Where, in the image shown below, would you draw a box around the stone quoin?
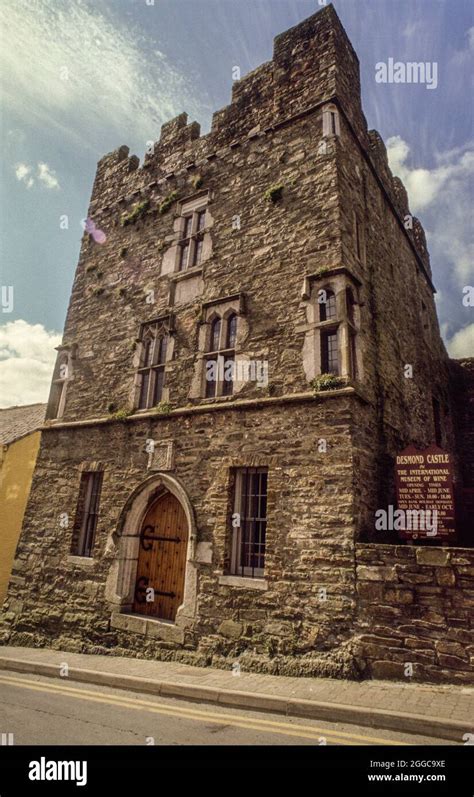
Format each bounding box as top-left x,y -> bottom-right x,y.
1,4 -> 473,684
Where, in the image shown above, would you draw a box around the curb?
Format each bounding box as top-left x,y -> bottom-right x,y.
0,656 -> 465,742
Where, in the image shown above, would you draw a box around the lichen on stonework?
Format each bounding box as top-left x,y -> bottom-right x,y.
120,199 -> 150,226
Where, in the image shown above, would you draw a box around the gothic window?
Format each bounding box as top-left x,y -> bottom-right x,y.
204,313 -> 237,398
71,471 -> 103,558
231,468 -> 268,578
137,323 -> 170,409
308,273 -> 361,383
46,350 -> 70,420
178,205 -> 207,271
319,288 -> 337,322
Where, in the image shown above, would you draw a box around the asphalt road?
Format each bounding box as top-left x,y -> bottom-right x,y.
0,670 -> 454,746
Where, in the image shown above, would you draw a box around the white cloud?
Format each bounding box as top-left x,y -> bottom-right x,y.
0,0 -> 208,154
14,161 -> 60,190
387,135 -> 474,211
0,320 -> 61,408
445,323 -> 474,359
37,162 -> 60,190
387,136 -> 474,286
15,162 -> 34,189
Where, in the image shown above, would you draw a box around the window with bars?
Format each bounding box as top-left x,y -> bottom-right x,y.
321,329 -> 339,374
72,471 -> 103,557
178,207 -> 206,271
231,468 -> 268,578
204,313 -> 237,398
137,325 -> 169,409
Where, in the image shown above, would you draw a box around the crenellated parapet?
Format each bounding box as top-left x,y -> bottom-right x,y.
367,130 -> 431,277
85,3 -> 431,288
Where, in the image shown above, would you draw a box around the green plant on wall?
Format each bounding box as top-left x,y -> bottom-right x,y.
109,408 -> 133,421
313,266 -> 329,280
311,373 -> 346,392
120,199 -> 150,227
192,175 -> 203,190
158,191 -> 178,215
264,183 -> 284,203
154,401 -> 172,415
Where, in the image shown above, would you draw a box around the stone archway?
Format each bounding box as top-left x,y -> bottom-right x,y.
105,473 -> 198,635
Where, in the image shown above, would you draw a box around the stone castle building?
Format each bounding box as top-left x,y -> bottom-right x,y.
2,5 -> 473,683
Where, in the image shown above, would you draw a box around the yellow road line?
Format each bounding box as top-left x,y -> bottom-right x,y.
0,672 -> 408,746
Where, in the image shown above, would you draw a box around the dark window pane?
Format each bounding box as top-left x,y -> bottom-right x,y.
226,314 -> 237,349
143,337 -> 153,367
193,237 -> 203,266
158,335 -> 168,364
319,290 -> 337,322
182,215 -> 193,238
153,369 -> 165,404
222,357 -> 234,396
205,357 -> 217,398
210,318 -> 221,352
73,472 -> 103,558
139,371 -> 150,408
197,210 -> 206,230
321,331 -> 339,374
346,289 -> 355,324
179,243 -> 189,270
350,334 -> 357,379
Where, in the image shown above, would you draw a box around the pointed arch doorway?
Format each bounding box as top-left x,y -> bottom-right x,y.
133,491 -> 188,622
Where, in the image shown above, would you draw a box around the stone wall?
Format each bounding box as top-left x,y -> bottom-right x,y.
355,543 -> 474,684
2,396 -> 362,679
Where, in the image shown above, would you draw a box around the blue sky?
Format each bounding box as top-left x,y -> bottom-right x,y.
1,0 -> 473,406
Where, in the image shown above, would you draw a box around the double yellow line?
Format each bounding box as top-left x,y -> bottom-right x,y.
0,672 -> 408,745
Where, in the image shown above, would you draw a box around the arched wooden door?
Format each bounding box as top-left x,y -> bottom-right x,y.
133,492 -> 188,621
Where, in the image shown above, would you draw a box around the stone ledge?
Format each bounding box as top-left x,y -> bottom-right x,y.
65,556 -> 95,568
110,612 -> 185,643
218,575 -> 268,591
41,387 -> 370,432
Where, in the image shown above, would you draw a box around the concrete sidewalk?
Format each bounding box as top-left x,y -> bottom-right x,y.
0,646 -> 472,742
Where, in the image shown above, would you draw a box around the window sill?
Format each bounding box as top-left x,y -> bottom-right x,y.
218,575 -> 268,591
66,555 -> 95,567
170,266 -> 203,283
200,395 -> 235,405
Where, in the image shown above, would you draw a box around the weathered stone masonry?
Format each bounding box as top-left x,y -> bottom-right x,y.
2,5 -> 472,683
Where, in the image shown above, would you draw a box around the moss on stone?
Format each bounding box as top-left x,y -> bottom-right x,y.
158,191 -> 178,215
264,183 -> 284,203
121,199 -> 150,227
311,373 -> 346,392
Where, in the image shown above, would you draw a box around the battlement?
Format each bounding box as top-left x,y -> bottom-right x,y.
88,3 -> 431,283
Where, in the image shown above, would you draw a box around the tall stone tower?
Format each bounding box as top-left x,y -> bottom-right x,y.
2,4 -> 472,683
